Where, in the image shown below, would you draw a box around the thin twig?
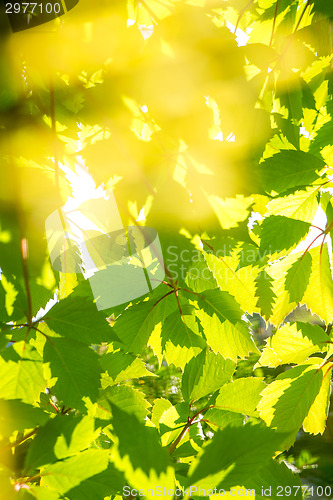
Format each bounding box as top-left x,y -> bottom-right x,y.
269,0 -> 279,46
1,428 -> 39,451
168,405 -> 213,454
234,0 -> 255,35
49,75 -> 59,192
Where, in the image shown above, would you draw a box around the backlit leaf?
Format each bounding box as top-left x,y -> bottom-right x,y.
44,338 -> 101,412
0,342 -> 46,404
182,349 -> 235,403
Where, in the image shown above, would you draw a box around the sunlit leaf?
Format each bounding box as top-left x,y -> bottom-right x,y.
40,449 -> 109,494
258,150 -> 325,194
188,421 -> 285,490
110,404 -> 174,492
195,289 -> 259,361
257,361 -> 323,447
256,322 -> 329,368
0,342 -> 46,404
182,349 -> 235,403
44,338 -> 101,412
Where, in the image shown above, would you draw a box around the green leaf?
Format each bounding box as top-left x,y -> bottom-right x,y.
207,195 -> 253,229
195,289 -> 259,361
202,408 -> 244,430
99,349 -> 156,383
65,463 -> 125,500
44,338 -> 101,412
151,398 -> 174,429
185,258 -> 218,293
302,244 -> 333,324
258,150 -> 325,194
44,296 -> 114,344
97,384 -> 150,421
247,459 -> 302,499
40,449 -> 109,494
110,404 -> 174,492
24,486 -> 61,500
212,377 -> 266,417
197,288 -> 243,324
25,414 -> 98,470
2,0 -> 333,493
188,421 -> 285,490
309,119 -> 333,158
181,349 -> 235,403
268,250 -> 310,326
285,252 -> 312,302
265,187 -> 319,223
254,270 -> 276,320
151,399 -> 188,446
275,74 -> 303,149
204,252 -> 259,314
303,364 -> 332,435
114,289 -> 177,354
161,309 -> 206,369
0,400 -> 49,436
257,361 -> 323,447
259,216 -> 310,254
256,322 -> 329,368
0,342 -> 46,404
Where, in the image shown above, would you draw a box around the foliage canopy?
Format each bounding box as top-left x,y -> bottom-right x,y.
1,0 -> 333,498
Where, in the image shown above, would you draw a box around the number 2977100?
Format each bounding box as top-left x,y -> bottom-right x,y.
5,3 -> 62,14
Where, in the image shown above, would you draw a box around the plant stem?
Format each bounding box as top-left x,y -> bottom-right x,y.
1,428 -> 39,451
20,238 -> 33,324
168,406 -> 213,454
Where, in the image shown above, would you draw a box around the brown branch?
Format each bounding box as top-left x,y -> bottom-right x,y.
168,405 -> 213,454
269,0 -> 279,46
20,238 -> 33,323
49,75 -> 59,192
234,0 -> 255,35
1,428 -> 39,451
